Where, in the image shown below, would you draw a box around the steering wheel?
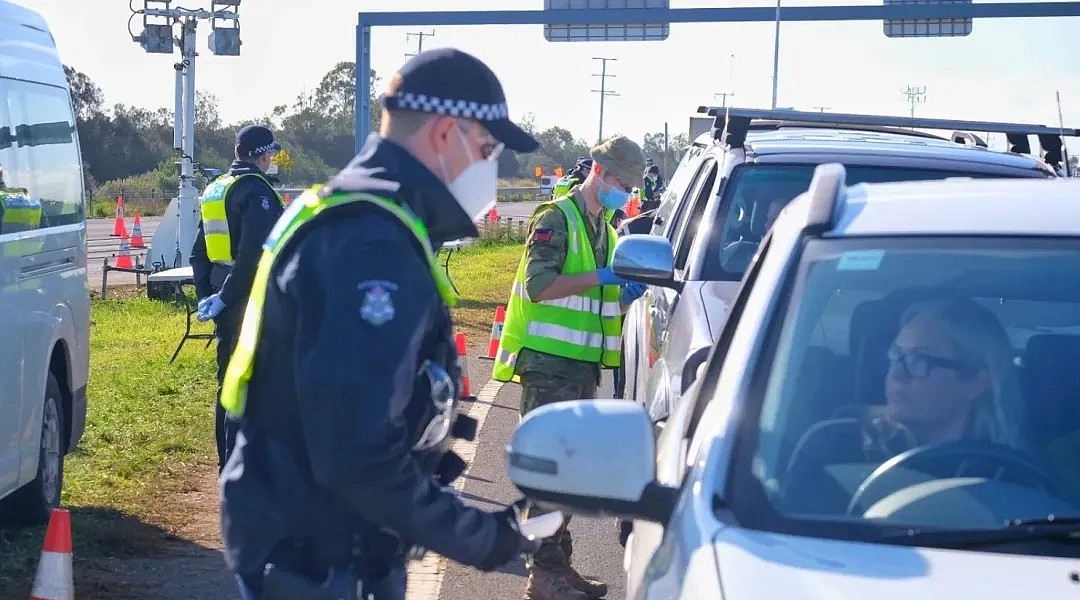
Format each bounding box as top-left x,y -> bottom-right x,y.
846,440 -> 1061,516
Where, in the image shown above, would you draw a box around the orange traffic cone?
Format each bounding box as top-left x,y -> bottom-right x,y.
29,508 -> 73,600
130,213 -> 146,249
479,305 -> 506,361
284,192 -> 293,206
114,231 -> 133,269
455,332 -> 471,397
486,206 -> 499,223
110,195 -> 126,237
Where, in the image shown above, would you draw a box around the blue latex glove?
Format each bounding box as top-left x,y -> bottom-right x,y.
596,266 -> 628,286
196,294 -> 225,322
620,282 -> 647,305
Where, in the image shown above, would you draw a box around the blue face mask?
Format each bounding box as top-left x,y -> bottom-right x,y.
599,179 -> 630,211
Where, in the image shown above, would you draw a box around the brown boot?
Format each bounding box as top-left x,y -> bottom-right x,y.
523,568 -> 588,600
560,564 -> 608,599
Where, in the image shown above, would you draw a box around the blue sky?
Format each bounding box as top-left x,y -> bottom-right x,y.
12,0 -> 1080,152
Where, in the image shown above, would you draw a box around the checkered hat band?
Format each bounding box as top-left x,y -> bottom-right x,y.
384,92 -> 509,121
252,143 -> 278,155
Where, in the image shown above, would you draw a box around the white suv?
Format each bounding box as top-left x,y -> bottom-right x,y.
509,168 -> 1080,599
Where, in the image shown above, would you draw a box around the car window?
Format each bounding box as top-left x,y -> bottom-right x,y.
731,236 -> 1080,543
671,161 -> 718,271
661,154 -> 712,241
0,77 -> 82,234
701,164 -> 1048,281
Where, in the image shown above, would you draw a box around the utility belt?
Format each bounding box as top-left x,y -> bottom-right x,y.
259,534 -> 402,600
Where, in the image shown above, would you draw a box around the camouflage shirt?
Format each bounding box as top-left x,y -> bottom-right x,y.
516,189 -> 612,383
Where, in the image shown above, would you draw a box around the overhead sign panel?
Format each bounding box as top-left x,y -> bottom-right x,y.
883,0 -> 973,37
544,0 -> 670,42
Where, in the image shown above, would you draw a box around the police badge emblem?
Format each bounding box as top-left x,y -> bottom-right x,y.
359,284 -> 395,326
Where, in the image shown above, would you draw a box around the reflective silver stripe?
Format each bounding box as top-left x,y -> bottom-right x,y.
517,279 -> 619,317
604,336 -> 621,351
213,259 -> 235,267
512,280 -> 530,301
561,200 -> 580,255
204,219 -> 230,236
498,348 -> 517,367
527,321 -> 604,349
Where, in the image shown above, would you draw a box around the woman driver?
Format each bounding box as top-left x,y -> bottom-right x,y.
781,297 -> 1027,514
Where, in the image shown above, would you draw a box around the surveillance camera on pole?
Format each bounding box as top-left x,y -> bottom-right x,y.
129,0 -> 242,271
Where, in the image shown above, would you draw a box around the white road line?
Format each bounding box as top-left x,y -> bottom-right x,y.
406,377 -> 506,600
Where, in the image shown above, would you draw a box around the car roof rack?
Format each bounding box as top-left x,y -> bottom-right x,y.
696,106 -> 1078,170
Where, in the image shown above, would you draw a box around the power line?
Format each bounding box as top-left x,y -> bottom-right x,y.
901,85 -> 927,118
592,57 -> 618,144
405,30 -> 436,59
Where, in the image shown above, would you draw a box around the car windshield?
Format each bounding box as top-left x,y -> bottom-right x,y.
702,164 -> 1048,280
731,237 -> 1080,549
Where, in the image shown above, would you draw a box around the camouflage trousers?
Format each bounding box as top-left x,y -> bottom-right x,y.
519,371 -> 598,572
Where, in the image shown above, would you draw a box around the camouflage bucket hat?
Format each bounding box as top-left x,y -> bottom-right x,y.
590,135 -> 646,189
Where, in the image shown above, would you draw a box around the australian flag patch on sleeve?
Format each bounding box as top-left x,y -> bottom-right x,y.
532,228 -> 553,243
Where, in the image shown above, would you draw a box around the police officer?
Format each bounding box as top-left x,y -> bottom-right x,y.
492,135 -> 647,600
218,48 -> 540,599
190,124 -> 286,471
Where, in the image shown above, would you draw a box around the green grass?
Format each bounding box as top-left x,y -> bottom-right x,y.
447,241 -> 523,342
0,244 -> 522,597
0,294 -> 218,597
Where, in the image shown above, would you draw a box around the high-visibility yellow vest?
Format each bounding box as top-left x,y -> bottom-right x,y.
220,186 -> 458,418
1,189 -> 43,258
492,196 -> 622,383
198,173 -> 283,265
550,175 -> 578,200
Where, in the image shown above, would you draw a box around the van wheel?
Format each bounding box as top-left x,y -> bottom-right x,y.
3,374 -> 65,525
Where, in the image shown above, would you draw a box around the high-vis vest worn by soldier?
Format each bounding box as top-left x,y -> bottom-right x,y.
492,196 -> 623,383
550,175 -> 578,200
198,173 -> 283,265
1,189 -> 43,258
220,186 -> 459,419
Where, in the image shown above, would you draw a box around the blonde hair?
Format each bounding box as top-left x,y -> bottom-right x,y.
899,298 -> 1025,447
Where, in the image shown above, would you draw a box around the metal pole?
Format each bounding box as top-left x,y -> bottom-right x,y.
663,122 -> 669,179
177,18 -> 198,268
172,63 -> 183,150
771,0 -> 781,109
1057,90 -> 1071,176
592,57 -> 618,144
356,23 -> 372,152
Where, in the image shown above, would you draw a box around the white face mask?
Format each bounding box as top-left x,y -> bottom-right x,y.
438,126 -> 499,222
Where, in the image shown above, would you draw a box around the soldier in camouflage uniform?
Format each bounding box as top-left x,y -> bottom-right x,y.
495,136 -> 647,600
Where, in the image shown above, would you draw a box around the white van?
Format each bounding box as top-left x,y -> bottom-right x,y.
0,0 -> 89,524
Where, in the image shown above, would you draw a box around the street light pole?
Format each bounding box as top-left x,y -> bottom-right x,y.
771,0 -> 781,109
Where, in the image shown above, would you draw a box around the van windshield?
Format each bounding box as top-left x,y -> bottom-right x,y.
700,164 -> 1048,280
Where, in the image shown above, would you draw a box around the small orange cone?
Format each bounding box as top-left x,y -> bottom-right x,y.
455,332 -> 471,397
111,195 -> 126,237
284,192 -> 293,206
114,231 -> 133,269
486,206 -> 499,223
29,508 -> 73,600
479,305 -> 506,361
130,213 -> 146,249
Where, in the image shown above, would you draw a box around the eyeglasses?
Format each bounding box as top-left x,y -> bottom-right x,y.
459,121 -> 504,161
886,345 -> 976,379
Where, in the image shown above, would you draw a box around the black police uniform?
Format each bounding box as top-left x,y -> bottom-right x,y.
190,159 -> 284,470
220,136 -> 525,598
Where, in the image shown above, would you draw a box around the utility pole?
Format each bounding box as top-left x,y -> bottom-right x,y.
405,30 -> 435,59
713,92 -> 735,108
592,57 -> 618,144
128,0 -> 241,269
901,85 -> 927,118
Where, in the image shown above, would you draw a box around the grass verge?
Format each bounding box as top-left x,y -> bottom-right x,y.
0,243 -> 522,597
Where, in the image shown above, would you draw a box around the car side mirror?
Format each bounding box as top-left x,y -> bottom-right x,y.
611,234 -> 681,291
507,400 -> 679,524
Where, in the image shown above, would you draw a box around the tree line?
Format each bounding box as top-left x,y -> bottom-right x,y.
64,62 -> 690,201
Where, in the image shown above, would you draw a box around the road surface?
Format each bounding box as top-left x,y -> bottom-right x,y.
86,200 -> 542,292
432,373 -> 626,600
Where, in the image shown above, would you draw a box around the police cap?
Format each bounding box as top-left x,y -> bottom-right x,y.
379,48 -> 540,153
